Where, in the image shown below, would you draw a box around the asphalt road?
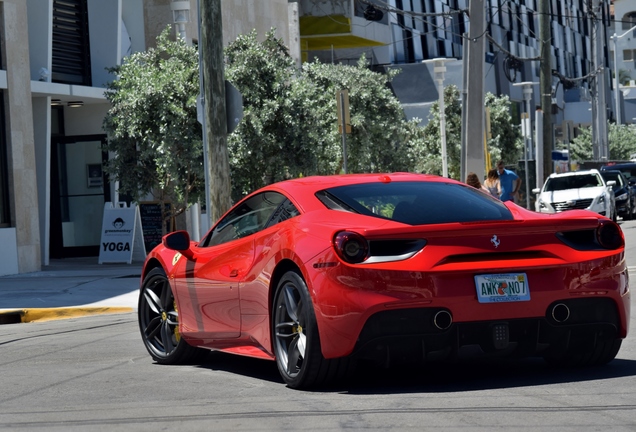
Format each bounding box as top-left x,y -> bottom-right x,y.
1,220 -> 636,431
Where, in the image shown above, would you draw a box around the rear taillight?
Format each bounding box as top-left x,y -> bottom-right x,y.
333,231 -> 369,264
596,220 -> 624,250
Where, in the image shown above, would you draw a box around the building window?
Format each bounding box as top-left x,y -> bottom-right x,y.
622,12 -> 636,31
0,92 -> 10,227
52,0 -> 92,86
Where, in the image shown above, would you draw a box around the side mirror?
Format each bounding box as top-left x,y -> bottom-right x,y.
163,230 -> 194,260
532,188 -> 541,194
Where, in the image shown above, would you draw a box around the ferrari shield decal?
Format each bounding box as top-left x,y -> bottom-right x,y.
172,252 -> 182,266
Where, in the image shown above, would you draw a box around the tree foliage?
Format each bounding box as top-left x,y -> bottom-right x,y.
103,27 -> 203,228
419,86 -> 523,178
103,26 -> 525,228
485,92 -> 523,164
225,29 -> 426,200
418,85 -> 463,177
567,123 -> 636,162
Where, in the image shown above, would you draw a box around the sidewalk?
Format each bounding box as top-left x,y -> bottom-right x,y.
0,257 -> 142,324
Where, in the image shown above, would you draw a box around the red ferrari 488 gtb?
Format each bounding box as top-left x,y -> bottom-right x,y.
138,173 -> 630,389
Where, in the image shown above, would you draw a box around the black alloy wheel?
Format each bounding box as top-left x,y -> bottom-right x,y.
272,270 -> 352,389
138,267 -> 206,364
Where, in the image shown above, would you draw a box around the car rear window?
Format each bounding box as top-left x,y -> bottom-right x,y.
316,181 -> 513,225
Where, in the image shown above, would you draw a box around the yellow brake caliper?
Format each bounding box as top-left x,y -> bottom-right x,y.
173,300 -> 181,342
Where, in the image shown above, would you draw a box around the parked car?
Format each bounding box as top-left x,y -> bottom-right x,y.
533,169 -> 616,221
139,173 -> 629,389
601,162 -> 636,182
600,169 -> 635,220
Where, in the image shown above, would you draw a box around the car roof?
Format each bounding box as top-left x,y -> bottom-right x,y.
547,169 -> 600,178
266,172 -> 456,195
602,163 -> 636,170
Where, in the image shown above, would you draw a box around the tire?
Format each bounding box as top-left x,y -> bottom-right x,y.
138,267 -> 207,364
272,270 -> 353,389
544,336 -> 622,367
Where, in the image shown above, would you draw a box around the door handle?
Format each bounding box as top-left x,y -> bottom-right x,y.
230,269 -> 239,277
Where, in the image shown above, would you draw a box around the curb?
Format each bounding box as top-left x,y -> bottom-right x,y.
0,307 -> 135,325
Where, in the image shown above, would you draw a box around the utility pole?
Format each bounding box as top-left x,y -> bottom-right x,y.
288,0 -> 301,72
463,0 -> 486,181
590,0 -> 609,160
200,0 -> 232,224
538,0 -> 552,182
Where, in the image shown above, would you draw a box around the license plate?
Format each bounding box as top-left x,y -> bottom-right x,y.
474,273 -> 530,303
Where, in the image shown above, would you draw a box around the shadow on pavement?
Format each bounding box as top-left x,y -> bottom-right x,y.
184,350 -> 636,393
0,257 -> 142,313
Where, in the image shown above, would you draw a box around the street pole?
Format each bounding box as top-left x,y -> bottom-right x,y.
425,58 -> 453,177
535,108 -> 543,189
592,0 -> 609,161
463,0 -> 486,181
436,60 -> 448,177
460,33 -> 468,181
538,0 -> 552,183
514,82 -> 538,209
613,33 -> 621,125
200,0 -> 232,224
288,0 -> 301,72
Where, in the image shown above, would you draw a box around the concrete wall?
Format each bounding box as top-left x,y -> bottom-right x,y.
2,0 -> 41,273
143,0 -> 290,49
87,0 -> 121,88
26,0 -> 52,82
0,228 -> 19,275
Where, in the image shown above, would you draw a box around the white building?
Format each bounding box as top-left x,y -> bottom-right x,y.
612,0 -> 636,123
0,0 -> 289,275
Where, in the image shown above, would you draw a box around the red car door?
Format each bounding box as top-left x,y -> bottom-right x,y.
174,236 -> 255,339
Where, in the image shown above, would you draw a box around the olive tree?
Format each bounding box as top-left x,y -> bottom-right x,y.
419,86 -> 523,179
567,123 -> 636,162
103,27 -> 203,231
225,29 -> 426,200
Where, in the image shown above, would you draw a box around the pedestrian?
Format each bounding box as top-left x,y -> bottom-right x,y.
483,168 -> 501,198
466,172 -> 489,193
496,160 -> 521,202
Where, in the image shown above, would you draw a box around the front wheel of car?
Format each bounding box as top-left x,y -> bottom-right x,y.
272,270 -> 353,389
138,267 -> 207,364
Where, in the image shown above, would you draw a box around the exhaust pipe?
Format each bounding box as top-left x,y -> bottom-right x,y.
551,303 -> 570,323
433,310 -> 453,330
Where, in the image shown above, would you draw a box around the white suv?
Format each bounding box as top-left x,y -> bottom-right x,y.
532,169 -> 617,220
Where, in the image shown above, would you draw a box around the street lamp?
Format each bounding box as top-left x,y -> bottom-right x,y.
612,23 -> 636,125
513,81 -> 539,209
171,0 -> 191,41
423,58 -> 455,178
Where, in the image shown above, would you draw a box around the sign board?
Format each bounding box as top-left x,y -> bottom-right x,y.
98,202 -> 146,264
138,202 -> 173,254
336,90 -> 351,134
552,150 -> 569,161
